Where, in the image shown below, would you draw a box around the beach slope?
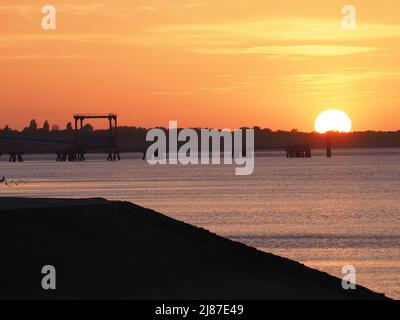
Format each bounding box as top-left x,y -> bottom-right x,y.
0,197 -> 388,299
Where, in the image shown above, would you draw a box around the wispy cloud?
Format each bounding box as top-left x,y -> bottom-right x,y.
137,6 -> 156,12
57,3 -> 106,15
171,2 -> 205,9
157,19 -> 400,42
193,45 -> 378,56
0,54 -> 96,60
1,13 -> 399,59
144,18 -> 400,57
0,5 -> 33,14
0,3 -> 128,17
290,69 -> 400,84
151,91 -> 192,95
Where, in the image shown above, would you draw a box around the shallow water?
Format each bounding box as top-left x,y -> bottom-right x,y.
1,149 -> 399,299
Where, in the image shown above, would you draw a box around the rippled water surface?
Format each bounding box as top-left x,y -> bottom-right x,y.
1,149 -> 399,298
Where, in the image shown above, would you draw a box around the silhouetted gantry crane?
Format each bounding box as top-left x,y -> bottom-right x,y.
59,113 -> 121,161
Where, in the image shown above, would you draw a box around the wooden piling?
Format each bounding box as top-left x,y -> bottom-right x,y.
326,137 -> 332,158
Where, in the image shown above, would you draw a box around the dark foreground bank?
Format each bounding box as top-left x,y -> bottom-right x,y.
0,197 -> 389,300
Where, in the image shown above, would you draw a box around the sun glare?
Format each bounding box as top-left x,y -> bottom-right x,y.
314,110 -> 352,134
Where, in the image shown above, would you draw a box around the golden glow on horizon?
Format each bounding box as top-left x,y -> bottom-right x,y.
314,110 -> 352,133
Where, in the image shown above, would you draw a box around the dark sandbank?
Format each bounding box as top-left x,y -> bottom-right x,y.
0,197 -> 389,300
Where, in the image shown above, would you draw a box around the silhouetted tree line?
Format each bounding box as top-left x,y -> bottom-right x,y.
1,120 -> 400,152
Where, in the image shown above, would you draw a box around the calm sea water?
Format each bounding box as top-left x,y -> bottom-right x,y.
1,149 -> 399,299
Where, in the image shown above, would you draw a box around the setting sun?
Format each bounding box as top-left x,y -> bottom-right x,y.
314,110 -> 352,134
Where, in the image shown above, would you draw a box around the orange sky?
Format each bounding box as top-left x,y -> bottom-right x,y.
1,0 -> 399,131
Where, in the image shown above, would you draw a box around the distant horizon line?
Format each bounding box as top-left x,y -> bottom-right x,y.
1,124 -> 399,135
1,117 -> 399,133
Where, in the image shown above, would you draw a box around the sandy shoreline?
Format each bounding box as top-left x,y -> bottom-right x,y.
0,197 -> 389,300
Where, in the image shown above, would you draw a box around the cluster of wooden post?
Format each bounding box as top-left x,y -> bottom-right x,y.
286,144 -> 312,158
56,150 -> 85,162
285,136 -> 333,158
9,152 -> 24,162
107,150 -> 121,161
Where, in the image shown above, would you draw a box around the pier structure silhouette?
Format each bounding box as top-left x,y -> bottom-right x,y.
0,114 -> 121,162
65,113 -> 121,162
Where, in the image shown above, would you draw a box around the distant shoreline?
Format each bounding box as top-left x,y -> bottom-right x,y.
1,129 -> 400,155
1,147 -> 400,159
0,197 -> 390,300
